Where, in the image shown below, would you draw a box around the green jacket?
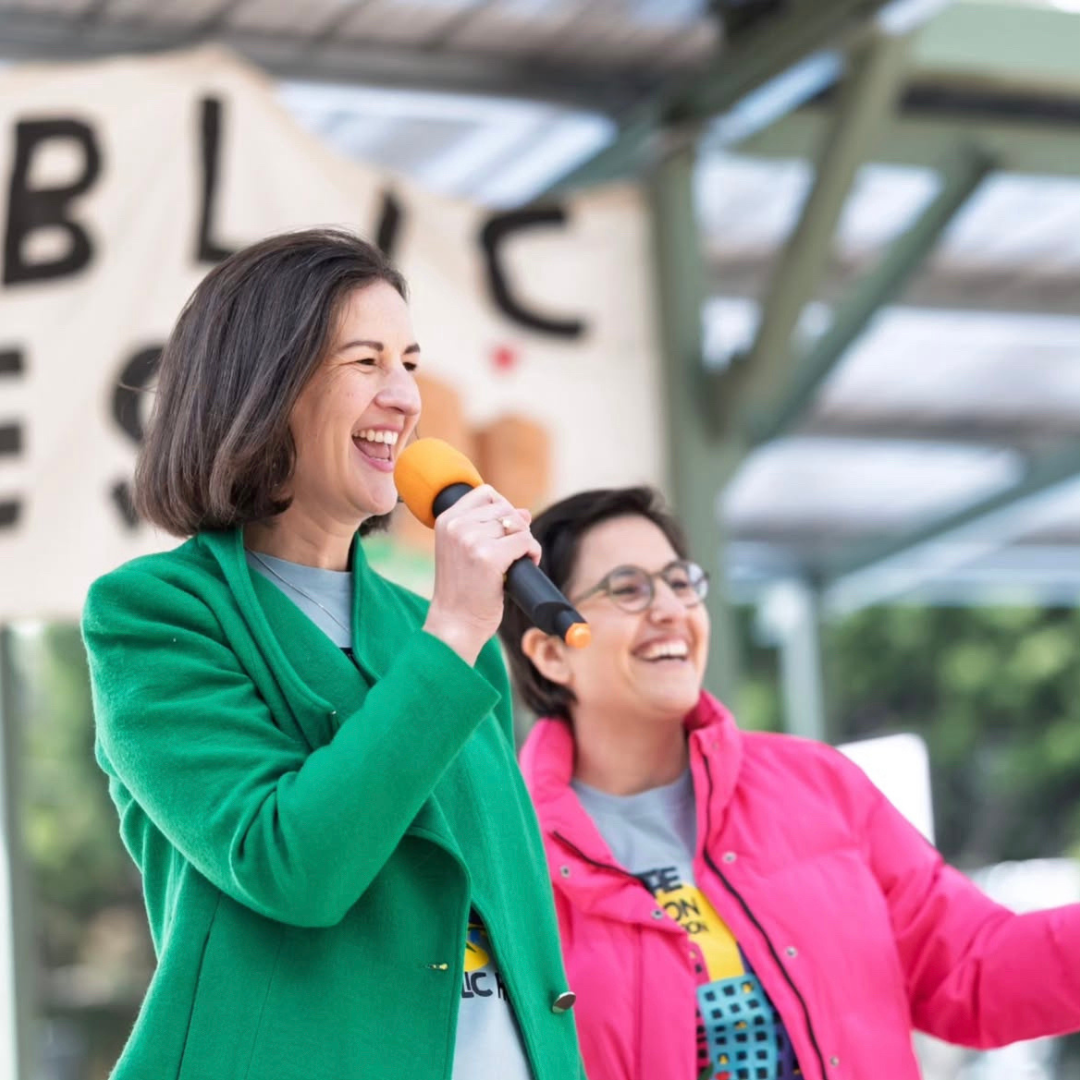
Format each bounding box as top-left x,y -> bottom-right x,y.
82,528 -> 582,1080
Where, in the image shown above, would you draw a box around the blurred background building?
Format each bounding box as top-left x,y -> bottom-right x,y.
1,0 -> 1079,1077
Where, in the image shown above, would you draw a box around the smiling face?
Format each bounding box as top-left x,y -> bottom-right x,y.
286,281 -> 422,530
538,514 -> 710,728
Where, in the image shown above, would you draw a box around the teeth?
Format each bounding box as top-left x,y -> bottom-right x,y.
640,641 -> 689,661
356,429 -> 399,445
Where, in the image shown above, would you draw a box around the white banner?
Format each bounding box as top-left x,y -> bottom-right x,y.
0,46 -> 664,621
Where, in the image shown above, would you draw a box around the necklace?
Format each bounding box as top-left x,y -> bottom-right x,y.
249,551 -> 352,636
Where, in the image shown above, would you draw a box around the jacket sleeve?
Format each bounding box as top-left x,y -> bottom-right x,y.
83,565 -> 501,929
847,752 -> 1080,1046
478,637 -> 517,748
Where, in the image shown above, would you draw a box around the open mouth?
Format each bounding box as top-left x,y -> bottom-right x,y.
634,641 -> 691,663
353,428 -> 399,465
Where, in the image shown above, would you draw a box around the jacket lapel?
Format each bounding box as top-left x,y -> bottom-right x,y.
199,529 -> 372,748
521,695 -> 746,930
350,537 -> 418,683
521,719 -> 684,930
686,693 -> 744,857
199,528 -> 464,859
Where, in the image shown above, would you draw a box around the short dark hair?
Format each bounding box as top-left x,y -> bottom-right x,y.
135,228 -> 408,537
498,486 -> 689,722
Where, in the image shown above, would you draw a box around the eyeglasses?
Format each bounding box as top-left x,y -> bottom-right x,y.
570,560 -> 709,614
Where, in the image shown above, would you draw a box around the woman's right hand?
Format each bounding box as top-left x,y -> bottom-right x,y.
422,484 -> 541,665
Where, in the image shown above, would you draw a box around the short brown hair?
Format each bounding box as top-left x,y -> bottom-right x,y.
135,228 -> 407,536
498,487 -> 690,722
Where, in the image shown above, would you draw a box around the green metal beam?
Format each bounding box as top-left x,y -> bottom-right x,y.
545,0 -> 900,196
648,141 -> 743,700
543,0 -> 1080,197
746,145 -> 995,446
547,106 -> 664,195
823,439 -> 1080,613
737,102 -> 1080,176
912,3 -> 1080,94
678,0 -> 885,123
714,31 -> 913,429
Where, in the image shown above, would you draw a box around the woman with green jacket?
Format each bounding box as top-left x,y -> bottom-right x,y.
81,228 -> 581,1080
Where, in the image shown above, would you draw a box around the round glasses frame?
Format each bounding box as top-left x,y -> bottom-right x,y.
570,559 -> 709,614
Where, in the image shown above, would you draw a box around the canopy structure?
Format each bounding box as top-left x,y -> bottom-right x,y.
2,0 -> 1079,693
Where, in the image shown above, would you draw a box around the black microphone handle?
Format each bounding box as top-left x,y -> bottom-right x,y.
428,482 -> 586,641
504,557 -> 587,640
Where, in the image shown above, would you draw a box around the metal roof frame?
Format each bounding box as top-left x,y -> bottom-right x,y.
1,0 -> 1077,618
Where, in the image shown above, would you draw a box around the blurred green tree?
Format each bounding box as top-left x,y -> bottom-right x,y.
825,605 -> 1080,868
10,623 -> 152,1079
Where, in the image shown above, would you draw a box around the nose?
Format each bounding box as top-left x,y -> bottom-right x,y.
377,363 -> 421,417
647,577 -> 685,622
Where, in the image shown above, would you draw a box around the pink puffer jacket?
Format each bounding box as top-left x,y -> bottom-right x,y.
519,692 -> 1080,1080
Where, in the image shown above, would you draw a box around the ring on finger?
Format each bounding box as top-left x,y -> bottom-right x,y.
499,515 -> 515,534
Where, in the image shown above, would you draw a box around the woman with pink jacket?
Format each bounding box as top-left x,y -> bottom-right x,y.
498,486 -> 1080,1080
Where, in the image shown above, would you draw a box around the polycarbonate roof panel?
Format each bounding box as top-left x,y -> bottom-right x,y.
420,0 -> 591,53
695,155 -> 943,261
814,309 -> 1080,430
696,155 -> 815,258
702,296 -> 830,369
827,542 -> 1080,609
938,174 -> 1080,272
818,470 -> 1080,612
6,0 -> 92,11
701,300 -> 1080,439
446,0 -> 717,67
99,0 -> 221,22
229,0 -> 362,36
695,143 -> 1080,603
723,437 -> 1023,536
78,0 -> 718,71
1006,476 -> 1080,540
696,151 -> 1080,274
277,80 -> 616,205
332,0 -> 484,44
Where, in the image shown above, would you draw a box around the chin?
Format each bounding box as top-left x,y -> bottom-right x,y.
353,486 -> 398,521
665,686 -> 699,721
648,691 -> 699,723
364,499 -> 397,520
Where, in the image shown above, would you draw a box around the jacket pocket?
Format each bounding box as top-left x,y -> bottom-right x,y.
177,896 -> 283,1080
175,896 -> 219,1080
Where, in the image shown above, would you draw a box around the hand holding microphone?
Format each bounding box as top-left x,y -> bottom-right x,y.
394,438 -> 590,665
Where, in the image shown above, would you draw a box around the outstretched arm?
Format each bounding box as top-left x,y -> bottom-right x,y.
852,756 -> 1080,1046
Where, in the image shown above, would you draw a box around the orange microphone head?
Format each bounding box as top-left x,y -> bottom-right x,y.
394,438 -> 484,529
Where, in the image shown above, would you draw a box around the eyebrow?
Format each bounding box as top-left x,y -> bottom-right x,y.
338,339 -> 421,354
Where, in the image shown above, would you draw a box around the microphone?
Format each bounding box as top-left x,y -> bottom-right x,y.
394,438 -> 591,649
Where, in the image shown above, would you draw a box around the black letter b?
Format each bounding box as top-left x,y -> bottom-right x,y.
4,118 -> 101,286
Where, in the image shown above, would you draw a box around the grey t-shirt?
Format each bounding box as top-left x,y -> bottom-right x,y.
572,771 -> 801,1080
571,769 -> 698,883
248,551 -> 533,1080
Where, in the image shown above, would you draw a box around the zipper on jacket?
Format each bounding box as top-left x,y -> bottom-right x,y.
699,754 -> 828,1080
